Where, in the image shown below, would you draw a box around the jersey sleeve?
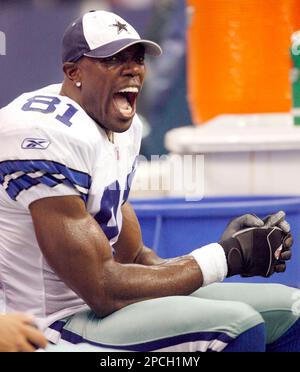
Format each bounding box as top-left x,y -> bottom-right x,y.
0,126 -> 93,209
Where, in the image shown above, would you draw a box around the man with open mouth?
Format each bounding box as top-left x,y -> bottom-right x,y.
0,9 -> 299,353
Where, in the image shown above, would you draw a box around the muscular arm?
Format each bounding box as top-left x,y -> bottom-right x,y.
29,196 -> 203,317
113,202 -> 166,265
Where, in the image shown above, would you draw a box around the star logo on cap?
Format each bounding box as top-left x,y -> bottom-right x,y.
110,20 -> 129,34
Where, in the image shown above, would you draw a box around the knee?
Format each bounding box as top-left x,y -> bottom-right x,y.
260,284 -> 300,312
169,297 -> 264,339
173,298 -> 264,352
258,284 -> 300,344
213,300 -> 264,338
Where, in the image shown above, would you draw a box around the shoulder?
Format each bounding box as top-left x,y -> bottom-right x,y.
0,85 -> 97,206
0,84 -> 105,162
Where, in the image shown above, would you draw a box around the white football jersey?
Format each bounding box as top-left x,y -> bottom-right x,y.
0,84 -> 142,342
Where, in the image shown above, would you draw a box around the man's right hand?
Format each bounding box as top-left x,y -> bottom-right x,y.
219,226 -> 291,278
0,313 -> 47,352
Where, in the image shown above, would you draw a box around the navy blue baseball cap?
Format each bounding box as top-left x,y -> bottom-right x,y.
62,10 -> 162,63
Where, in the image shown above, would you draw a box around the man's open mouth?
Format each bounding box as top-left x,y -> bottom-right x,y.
113,87 -> 139,117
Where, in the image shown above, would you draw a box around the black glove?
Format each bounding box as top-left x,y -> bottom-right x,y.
221,214 -> 264,241
221,211 -> 290,241
219,226 -> 291,277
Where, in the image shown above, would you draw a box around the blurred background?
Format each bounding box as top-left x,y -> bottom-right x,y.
2,0 -> 300,286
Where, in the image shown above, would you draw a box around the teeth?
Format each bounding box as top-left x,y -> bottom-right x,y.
118,87 -> 139,93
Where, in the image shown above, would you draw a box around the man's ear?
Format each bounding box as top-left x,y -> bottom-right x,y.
62,62 -> 81,83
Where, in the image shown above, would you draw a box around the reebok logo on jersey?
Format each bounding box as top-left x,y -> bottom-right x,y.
21,138 -> 50,150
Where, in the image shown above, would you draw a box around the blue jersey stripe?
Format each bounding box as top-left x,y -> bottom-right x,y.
5,175 -> 41,200
6,175 -> 88,203
38,173 -> 63,188
6,174 -> 61,200
6,175 -> 40,199
0,160 -> 91,202
6,174 -> 88,203
0,159 -> 91,189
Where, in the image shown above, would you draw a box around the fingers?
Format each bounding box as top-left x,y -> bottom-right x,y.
24,325 -> 48,350
274,264 -> 286,273
264,213 -> 292,276
278,220 -> 291,233
241,214 -> 264,228
221,214 -> 264,241
283,234 -> 293,249
263,210 -> 286,228
280,250 -> 292,261
18,339 -> 37,352
9,313 -> 48,351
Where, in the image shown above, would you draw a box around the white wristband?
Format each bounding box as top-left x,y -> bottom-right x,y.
189,243 -> 228,287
